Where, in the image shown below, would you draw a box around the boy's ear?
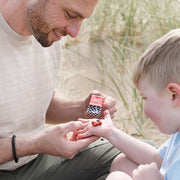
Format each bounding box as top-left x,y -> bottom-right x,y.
167,83 -> 180,107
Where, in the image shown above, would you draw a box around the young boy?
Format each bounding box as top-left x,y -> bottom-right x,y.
77,29 -> 180,180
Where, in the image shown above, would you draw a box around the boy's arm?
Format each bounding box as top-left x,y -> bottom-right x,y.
78,110 -> 163,168
108,127 -> 163,168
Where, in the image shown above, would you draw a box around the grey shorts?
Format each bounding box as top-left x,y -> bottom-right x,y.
0,139 -> 120,180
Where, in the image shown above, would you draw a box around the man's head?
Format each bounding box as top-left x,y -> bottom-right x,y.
133,29 -> 180,93
26,0 -> 98,47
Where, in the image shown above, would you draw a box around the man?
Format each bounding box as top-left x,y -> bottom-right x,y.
0,0 -> 119,179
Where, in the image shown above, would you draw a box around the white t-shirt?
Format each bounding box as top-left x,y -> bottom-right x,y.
0,13 -> 61,170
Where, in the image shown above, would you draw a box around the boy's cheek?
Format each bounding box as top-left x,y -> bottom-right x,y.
144,105 -> 157,121
144,104 -> 150,117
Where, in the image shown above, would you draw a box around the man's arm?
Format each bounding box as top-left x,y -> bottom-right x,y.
46,90 -> 117,124
0,121 -> 97,165
46,91 -> 86,124
0,136 -> 37,164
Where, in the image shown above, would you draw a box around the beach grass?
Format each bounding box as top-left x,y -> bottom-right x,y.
59,0 -> 180,143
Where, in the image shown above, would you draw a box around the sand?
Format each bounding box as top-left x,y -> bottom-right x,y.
57,41 -> 170,147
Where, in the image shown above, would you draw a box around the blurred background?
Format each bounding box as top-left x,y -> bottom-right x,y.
57,0 -> 180,145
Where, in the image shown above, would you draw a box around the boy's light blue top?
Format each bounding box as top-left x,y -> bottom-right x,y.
158,132 -> 180,180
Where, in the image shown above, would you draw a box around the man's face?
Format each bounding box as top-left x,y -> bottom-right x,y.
26,0 -> 98,47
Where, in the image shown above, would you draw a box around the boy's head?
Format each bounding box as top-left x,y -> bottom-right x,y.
133,29 -> 180,93
133,29 -> 180,134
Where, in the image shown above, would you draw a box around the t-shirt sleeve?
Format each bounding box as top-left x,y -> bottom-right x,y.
165,159 -> 180,180
158,137 -> 171,159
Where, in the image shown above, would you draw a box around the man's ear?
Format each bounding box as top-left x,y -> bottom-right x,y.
167,83 -> 180,107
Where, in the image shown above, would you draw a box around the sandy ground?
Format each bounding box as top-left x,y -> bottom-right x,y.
57,41 -> 170,147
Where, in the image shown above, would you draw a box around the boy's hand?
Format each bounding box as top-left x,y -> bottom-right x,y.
133,162 -> 164,180
75,110 -> 114,139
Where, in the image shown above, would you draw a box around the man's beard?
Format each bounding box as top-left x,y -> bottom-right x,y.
26,3 -> 53,47
30,24 -> 53,47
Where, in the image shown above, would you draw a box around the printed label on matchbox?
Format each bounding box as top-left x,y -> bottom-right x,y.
87,95 -> 104,117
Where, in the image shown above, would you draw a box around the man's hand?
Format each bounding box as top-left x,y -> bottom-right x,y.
84,90 -> 117,119
46,90 -> 117,124
35,121 -> 98,159
132,162 -> 164,180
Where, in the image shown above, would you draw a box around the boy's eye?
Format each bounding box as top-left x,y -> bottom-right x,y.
65,11 -> 77,19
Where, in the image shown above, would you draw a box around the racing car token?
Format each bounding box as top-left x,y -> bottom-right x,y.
87,95 -> 104,117
92,119 -> 102,127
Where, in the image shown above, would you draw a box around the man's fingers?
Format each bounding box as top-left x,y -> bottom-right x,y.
77,129 -> 91,139
75,136 -> 99,150
67,136 -> 99,159
104,110 -> 110,118
78,118 -> 89,123
90,90 -> 104,97
61,121 -> 85,134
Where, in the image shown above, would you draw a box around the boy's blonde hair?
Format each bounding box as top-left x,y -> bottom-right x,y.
133,29 -> 180,92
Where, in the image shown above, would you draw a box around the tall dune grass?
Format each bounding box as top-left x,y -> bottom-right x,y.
60,0 -> 180,140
